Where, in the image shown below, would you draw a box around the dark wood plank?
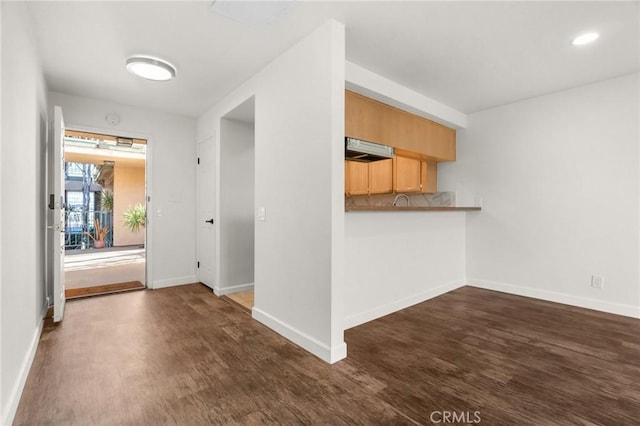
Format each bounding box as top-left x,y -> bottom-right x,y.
13,284 -> 640,425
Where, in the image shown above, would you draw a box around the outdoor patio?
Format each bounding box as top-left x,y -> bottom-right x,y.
64,246 -> 145,290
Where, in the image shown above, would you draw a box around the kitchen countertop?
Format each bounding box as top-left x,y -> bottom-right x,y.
345,206 -> 481,212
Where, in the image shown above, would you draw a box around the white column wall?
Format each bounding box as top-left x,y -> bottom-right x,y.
197,20 -> 346,363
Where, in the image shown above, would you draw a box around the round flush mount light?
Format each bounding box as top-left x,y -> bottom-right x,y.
126,56 -> 176,81
571,32 -> 599,46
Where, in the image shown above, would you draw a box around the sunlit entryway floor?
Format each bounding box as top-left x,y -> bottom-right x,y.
65,246 -> 145,289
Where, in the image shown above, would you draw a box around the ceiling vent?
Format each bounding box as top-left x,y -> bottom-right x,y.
210,0 -> 294,28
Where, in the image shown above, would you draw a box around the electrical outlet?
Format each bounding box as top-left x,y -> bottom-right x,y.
473,196 -> 483,207
591,275 -> 604,289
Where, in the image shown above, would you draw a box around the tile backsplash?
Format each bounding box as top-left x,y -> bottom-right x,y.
345,192 -> 456,207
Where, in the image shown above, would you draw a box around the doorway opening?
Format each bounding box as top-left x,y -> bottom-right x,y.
62,130 -> 147,298
218,97 -> 255,311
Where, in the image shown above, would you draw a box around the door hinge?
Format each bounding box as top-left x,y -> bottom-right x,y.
197,157 -> 200,165
197,261 -> 200,268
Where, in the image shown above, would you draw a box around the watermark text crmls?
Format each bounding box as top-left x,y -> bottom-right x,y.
429,410 -> 481,424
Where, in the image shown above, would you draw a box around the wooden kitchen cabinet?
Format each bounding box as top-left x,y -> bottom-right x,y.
368,159 -> 393,194
345,157 -> 435,195
345,90 -> 456,162
345,159 -> 392,195
345,91 -> 385,145
394,156 -> 422,193
392,156 -> 438,194
345,160 -> 369,195
429,122 -> 456,160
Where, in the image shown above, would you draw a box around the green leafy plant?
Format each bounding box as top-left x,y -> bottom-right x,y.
100,189 -> 113,212
84,218 -> 109,244
123,204 -> 146,232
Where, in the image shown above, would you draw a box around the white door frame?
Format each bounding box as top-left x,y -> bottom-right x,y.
196,136 -> 216,289
63,123 -> 155,288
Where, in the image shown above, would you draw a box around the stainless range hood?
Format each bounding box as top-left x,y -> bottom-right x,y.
345,137 -> 394,162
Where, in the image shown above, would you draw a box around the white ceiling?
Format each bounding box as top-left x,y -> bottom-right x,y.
26,1 -> 639,118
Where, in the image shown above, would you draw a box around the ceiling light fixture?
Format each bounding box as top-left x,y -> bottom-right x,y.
571,32 -> 599,46
126,56 -> 176,81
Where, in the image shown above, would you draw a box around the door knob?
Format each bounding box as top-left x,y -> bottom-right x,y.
205,219 -> 214,224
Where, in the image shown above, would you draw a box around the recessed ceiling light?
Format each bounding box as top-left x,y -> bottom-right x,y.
571,32 -> 599,46
126,56 -> 176,81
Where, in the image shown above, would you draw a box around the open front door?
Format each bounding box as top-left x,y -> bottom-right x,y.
52,106 -> 66,322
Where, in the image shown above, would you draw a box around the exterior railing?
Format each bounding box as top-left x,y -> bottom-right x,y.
65,210 -> 113,250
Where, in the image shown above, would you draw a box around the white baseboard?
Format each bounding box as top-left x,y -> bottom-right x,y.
2,319 -> 44,426
468,279 -> 640,319
343,280 -> 466,330
151,275 -> 197,290
252,307 -> 347,364
213,283 -> 254,297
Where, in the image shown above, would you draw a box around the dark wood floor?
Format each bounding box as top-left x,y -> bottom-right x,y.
14,284 -> 640,425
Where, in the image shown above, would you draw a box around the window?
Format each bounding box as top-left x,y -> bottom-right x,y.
65,162 -> 85,178
66,191 -> 95,211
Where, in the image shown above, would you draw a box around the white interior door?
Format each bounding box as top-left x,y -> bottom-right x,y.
197,138 -> 216,289
52,106 -> 66,322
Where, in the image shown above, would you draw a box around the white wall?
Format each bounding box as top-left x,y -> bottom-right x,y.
197,20 -> 346,363
344,212 -> 467,328
49,92 -> 197,289
219,117 -> 254,289
0,0 -> 3,418
440,73 -> 640,318
1,2 -> 49,424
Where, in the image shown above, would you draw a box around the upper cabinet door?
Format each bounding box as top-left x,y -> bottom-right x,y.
394,156 -> 422,193
430,123 -> 456,161
369,159 -> 393,194
345,160 -> 369,195
345,90 -> 456,162
345,91 -> 384,145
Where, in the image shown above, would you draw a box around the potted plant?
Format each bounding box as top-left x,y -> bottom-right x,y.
100,189 -> 113,212
123,204 -> 146,233
84,218 -> 109,248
